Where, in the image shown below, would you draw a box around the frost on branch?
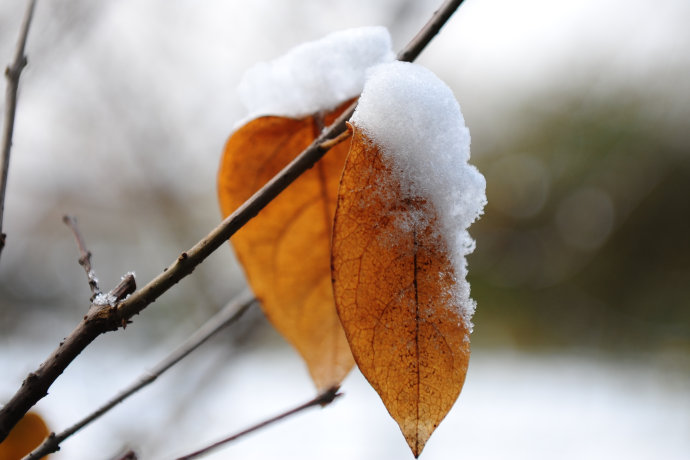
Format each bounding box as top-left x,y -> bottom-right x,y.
351,61 -> 487,330
237,26 -> 394,120
93,271 -> 136,307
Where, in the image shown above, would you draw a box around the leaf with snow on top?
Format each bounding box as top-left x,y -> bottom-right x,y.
331,61 -> 486,457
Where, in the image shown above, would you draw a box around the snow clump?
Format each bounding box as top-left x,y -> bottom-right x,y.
351,61 -> 487,330
238,26 -> 394,120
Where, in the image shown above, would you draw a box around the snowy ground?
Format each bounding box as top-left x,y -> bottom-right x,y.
2,314 -> 688,460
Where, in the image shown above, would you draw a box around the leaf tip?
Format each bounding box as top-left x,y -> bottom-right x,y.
404,430 -> 428,458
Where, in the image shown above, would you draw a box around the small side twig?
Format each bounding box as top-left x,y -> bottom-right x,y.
0,0 -> 467,441
174,386 -> 342,460
23,290 -> 256,460
63,214 -> 101,299
0,0 -> 38,260
108,274 -> 137,304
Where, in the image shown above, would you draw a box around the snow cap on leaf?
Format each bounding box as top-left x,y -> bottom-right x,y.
351,61 -> 487,328
238,26 -> 394,120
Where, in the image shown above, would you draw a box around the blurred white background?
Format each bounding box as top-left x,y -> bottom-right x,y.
1,0 -> 688,458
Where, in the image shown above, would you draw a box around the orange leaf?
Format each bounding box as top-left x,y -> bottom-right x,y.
217,100 -> 355,390
0,412 -> 50,459
332,126 -> 471,456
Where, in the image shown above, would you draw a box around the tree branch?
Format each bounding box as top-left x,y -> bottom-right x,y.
174,386 -> 342,460
0,0 -> 467,442
396,0 -> 465,62
0,0 -> 37,260
63,214 -> 102,300
23,290 -> 256,460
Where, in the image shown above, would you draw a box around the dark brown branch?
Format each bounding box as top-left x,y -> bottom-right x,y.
23,290 -> 255,460
63,215 -> 101,299
0,0 -> 467,442
0,275 -> 139,444
0,0 -> 37,260
174,386 -> 342,460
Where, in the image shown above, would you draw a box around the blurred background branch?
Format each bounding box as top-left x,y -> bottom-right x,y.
174,385 -> 341,460
62,215 -> 102,300
0,0 -> 36,260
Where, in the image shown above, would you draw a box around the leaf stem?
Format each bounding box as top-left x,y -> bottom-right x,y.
318,129 -> 352,150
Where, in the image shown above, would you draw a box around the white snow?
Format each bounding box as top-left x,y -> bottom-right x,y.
237,26 -> 394,120
351,61 -> 487,329
87,270 -> 100,287
92,272 -> 136,306
93,292 -> 118,307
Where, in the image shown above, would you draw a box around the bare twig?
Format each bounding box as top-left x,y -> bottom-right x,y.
109,273 -> 137,303
397,0 -> 465,62
174,386 -> 342,460
0,0 -> 37,260
63,214 -> 102,299
0,0 -> 467,441
24,290 -> 256,460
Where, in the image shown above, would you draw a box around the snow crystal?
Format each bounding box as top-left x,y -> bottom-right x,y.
92,272 -> 136,306
93,292 -> 118,307
87,270 -> 99,286
238,26 -> 394,120
351,61 -> 487,330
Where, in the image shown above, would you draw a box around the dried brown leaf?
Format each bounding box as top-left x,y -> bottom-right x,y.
332,126 -> 470,456
217,101 -> 354,390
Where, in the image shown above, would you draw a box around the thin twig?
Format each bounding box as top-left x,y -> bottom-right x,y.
23,290 -> 256,460
109,274 -> 137,304
63,214 -> 102,299
396,0 -> 465,62
0,0 -> 37,260
0,0 -> 467,442
174,386 -> 342,460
